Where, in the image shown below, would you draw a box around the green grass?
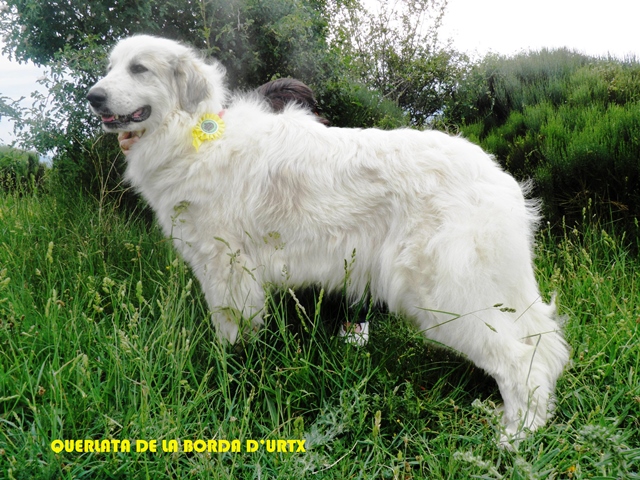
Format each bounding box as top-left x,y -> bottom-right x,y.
1,186 -> 639,479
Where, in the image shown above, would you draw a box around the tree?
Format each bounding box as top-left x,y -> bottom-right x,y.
0,0 -> 335,87
327,0 -> 467,126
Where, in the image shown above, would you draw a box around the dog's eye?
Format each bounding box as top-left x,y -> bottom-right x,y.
130,63 -> 148,74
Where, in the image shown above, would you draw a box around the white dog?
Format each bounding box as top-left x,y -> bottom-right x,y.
88,35 -> 569,441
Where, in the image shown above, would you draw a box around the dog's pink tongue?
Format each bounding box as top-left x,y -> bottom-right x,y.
102,114 -> 116,122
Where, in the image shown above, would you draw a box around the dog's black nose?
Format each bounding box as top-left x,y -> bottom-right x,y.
87,87 -> 108,109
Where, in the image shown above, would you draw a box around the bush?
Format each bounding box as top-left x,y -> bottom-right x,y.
318,80 -> 408,129
445,50 -> 640,229
0,146 -> 46,192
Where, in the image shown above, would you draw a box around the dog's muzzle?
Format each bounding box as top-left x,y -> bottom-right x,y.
87,87 -> 152,129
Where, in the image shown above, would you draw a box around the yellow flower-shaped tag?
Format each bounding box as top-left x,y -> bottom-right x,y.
192,113 -> 225,151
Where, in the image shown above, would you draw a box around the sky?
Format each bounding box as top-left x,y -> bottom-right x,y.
438,0 -> 640,60
0,56 -> 46,146
1,0 -> 640,146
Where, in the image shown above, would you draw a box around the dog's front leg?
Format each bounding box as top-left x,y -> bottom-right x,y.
199,249 -> 265,345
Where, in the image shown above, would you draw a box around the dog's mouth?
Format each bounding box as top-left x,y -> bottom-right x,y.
100,106 -> 152,128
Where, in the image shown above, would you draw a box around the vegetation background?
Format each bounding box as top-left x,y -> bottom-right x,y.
0,0 -> 638,478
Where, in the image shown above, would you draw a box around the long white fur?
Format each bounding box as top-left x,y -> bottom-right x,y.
89,35 -> 570,441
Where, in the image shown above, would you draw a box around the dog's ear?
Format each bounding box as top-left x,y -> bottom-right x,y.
174,54 -> 209,113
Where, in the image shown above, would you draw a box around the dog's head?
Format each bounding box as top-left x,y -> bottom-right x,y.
87,35 -> 226,135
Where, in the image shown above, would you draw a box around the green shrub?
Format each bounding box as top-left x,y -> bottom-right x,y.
0,146 -> 46,192
447,50 -> 640,230
536,101 -> 640,220
319,80 -> 408,129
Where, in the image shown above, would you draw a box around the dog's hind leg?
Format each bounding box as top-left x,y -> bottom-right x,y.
412,298 -> 568,443
400,188 -> 570,442
498,301 -> 569,436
